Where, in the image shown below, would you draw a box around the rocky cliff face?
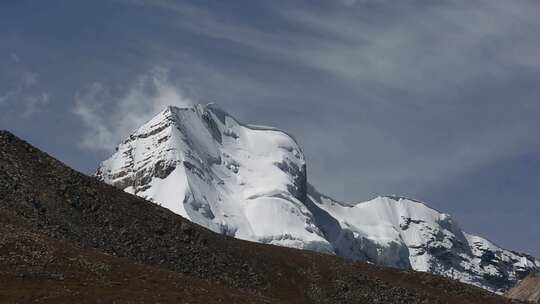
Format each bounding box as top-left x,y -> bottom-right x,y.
97,104 -> 539,293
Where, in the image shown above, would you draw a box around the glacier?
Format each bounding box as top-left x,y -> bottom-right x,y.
97,103 -> 539,293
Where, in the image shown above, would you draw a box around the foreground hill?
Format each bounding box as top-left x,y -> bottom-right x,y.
0,222 -> 266,303
97,104 -> 538,293
506,271 -> 540,303
0,130 -> 522,303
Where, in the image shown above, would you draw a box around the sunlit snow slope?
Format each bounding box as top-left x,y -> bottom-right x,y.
97,104 -> 331,252
97,104 -> 539,294
307,187 -> 540,293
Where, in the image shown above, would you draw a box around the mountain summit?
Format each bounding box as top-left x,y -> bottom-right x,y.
96,104 -> 326,251
97,104 -> 539,293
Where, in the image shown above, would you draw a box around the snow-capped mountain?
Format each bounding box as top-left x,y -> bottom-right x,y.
307,188 -> 539,293
97,104 -> 330,252
97,104 -> 539,293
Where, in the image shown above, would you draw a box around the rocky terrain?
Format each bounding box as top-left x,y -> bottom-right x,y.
0,223 -> 264,303
506,271 -> 540,303
0,129 -> 526,303
97,104 -> 539,293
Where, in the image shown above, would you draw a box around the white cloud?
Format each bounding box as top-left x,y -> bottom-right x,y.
0,92 -> 13,105
135,1 -> 540,95
280,1 -> 540,93
22,92 -> 49,118
73,66 -> 193,151
0,55 -> 49,117
10,52 -> 20,63
20,71 -> 38,88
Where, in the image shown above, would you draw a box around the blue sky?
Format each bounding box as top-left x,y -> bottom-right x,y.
1,0 -> 539,256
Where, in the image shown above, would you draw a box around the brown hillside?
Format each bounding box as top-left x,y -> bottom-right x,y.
0,130 -> 523,303
506,271 -> 540,303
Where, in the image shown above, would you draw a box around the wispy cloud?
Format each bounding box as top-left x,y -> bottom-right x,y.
124,0 -> 540,95
0,53 -> 50,117
10,52 -> 20,64
103,0 -> 540,198
280,1 -> 540,94
73,66 -> 193,151
118,4 -> 540,153
21,92 -> 49,118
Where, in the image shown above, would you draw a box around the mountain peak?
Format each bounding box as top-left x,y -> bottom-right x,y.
97,105 -> 539,294
97,103 -> 315,248
380,195 -> 426,204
